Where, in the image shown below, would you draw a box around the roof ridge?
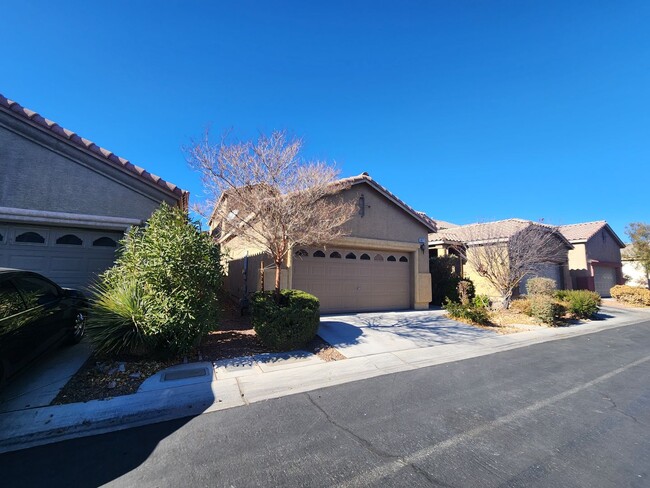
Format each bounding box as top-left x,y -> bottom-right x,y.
0,93 -> 186,198
559,220 -> 607,228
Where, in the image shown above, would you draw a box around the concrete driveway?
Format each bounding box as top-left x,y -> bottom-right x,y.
318,309 -> 495,358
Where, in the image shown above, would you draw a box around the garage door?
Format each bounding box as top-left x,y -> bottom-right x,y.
594,267 -> 616,297
0,224 -> 123,290
292,247 -> 411,313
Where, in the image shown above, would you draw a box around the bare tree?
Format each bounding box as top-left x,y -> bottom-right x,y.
449,222 -> 568,308
186,130 -> 357,298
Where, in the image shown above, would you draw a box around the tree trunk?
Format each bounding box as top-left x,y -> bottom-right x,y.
274,260 -> 282,303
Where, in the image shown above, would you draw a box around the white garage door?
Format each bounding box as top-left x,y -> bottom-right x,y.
0,224 -> 123,290
594,267 -> 616,297
520,263 -> 562,295
292,247 -> 411,313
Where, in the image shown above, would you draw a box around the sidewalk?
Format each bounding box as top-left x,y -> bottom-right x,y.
1,305 -> 648,454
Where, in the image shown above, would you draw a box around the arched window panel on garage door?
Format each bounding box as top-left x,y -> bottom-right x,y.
56,234 -> 83,246
330,251 -> 341,259
15,231 -> 46,244
399,256 -> 408,262
295,249 -> 308,257
345,252 -> 357,259
374,254 -> 384,261
387,255 -> 396,262
313,250 -> 325,258
93,237 -> 118,247
360,253 -> 370,260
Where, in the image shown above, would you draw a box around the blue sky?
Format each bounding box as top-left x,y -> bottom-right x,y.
2,1 -> 648,238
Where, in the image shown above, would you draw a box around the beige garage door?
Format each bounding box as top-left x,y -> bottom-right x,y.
594,266 -> 616,297
0,224 -> 123,290
292,247 -> 411,313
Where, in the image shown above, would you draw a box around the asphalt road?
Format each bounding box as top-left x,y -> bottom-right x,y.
2,320 -> 649,488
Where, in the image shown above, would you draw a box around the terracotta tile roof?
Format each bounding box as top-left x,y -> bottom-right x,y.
559,221 -> 625,248
0,93 -> 187,201
429,218 -> 571,247
339,172 -> 436,232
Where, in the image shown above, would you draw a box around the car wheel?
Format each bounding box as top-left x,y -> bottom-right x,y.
69,311 -> 86,344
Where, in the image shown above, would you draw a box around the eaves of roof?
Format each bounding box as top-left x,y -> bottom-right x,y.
0,93 -> 188,206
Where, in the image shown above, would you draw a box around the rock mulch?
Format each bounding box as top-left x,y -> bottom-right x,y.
53,305 -> 345,405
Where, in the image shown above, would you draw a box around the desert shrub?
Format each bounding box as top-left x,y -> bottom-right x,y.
87,204 -> 223,358
529,295 -> 565,325
443,298 -> 491,325
509,298 -> 532,316
610,285 -> 650,306
526,277 -> 557,296
252,289 -> 320,350
440,277 -> 475,304
554,290 -> 601,319
473,294 -> 491,309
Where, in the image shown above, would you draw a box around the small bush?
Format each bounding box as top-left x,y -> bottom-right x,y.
442,277 -> 475,304
610,285 -> 650,306
509,298 -> 532,316
443,298 -> 491,325
529,295 -> 565,325
252,289 -> 320,350
473,294 -> 491,309
554,290 -> 601,319
526,277 -> 557,296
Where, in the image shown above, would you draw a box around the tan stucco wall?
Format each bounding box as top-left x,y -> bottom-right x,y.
586,230 -> 622,263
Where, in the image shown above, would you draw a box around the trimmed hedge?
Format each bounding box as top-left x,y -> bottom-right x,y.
443,298 -> 491,326
529,295 -> 565,325
554,290 -> 601,318
610,285 -> 650,306
251,289 -> 320,350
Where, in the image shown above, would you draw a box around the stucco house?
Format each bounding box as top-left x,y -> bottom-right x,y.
429,219 -> 573,300
210,173 -> 435,313
0,93 -> 187,289
558,221 -> 625,297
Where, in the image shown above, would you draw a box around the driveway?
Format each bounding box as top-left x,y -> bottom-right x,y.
318,309 -> 495,358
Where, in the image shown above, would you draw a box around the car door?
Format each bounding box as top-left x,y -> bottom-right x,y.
12,274 -> 68,356
0,277 -> 30,373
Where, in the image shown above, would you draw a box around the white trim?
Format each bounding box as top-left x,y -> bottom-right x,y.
0,207 -> 142,231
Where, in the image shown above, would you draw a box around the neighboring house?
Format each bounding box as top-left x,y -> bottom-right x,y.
429,218 -> 573,300
211,173 -> 435,313
0,94 -> 187,289
621,244 -> 649,288
559,221 -> 625,297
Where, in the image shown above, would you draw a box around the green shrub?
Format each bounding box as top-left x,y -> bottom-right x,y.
610,285 -> 650,306
443,298 -> 491,325
87,204 -> 223,358
441,277 -> 475,304
473,294 -> 491,309
554,290 -> 601,319
529,295 -> 565,325
526,277 -> 557,296
509,298 -> 532,316
251,289 -> 320,350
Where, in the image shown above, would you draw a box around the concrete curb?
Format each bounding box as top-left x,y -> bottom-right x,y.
0,307 -> 647,454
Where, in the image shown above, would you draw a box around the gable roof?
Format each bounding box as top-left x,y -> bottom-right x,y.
559,221 -> 625,248
0,93 -> 188,207
339,173 -> 436,232
429,218 -> 572,248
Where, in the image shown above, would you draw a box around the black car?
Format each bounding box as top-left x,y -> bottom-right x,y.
0,268 -> 87,385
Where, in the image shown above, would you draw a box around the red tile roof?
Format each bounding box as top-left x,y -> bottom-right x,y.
0,93 -> 187,202
559,221 -> 625,247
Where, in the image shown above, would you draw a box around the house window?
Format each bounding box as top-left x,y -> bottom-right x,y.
345,252 -> 356,259
0,232 -> 3,242
313,250 -> 325,258
330,251 -> 341,258
387,255 -> 396,262
360,253 -> 370,260
374,254 -> 384,261
295,249 -> 308,257
56,234 -> 83,245
399,256 -> 408,263
16,231 -> 45,244
93,237 -> 117,247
